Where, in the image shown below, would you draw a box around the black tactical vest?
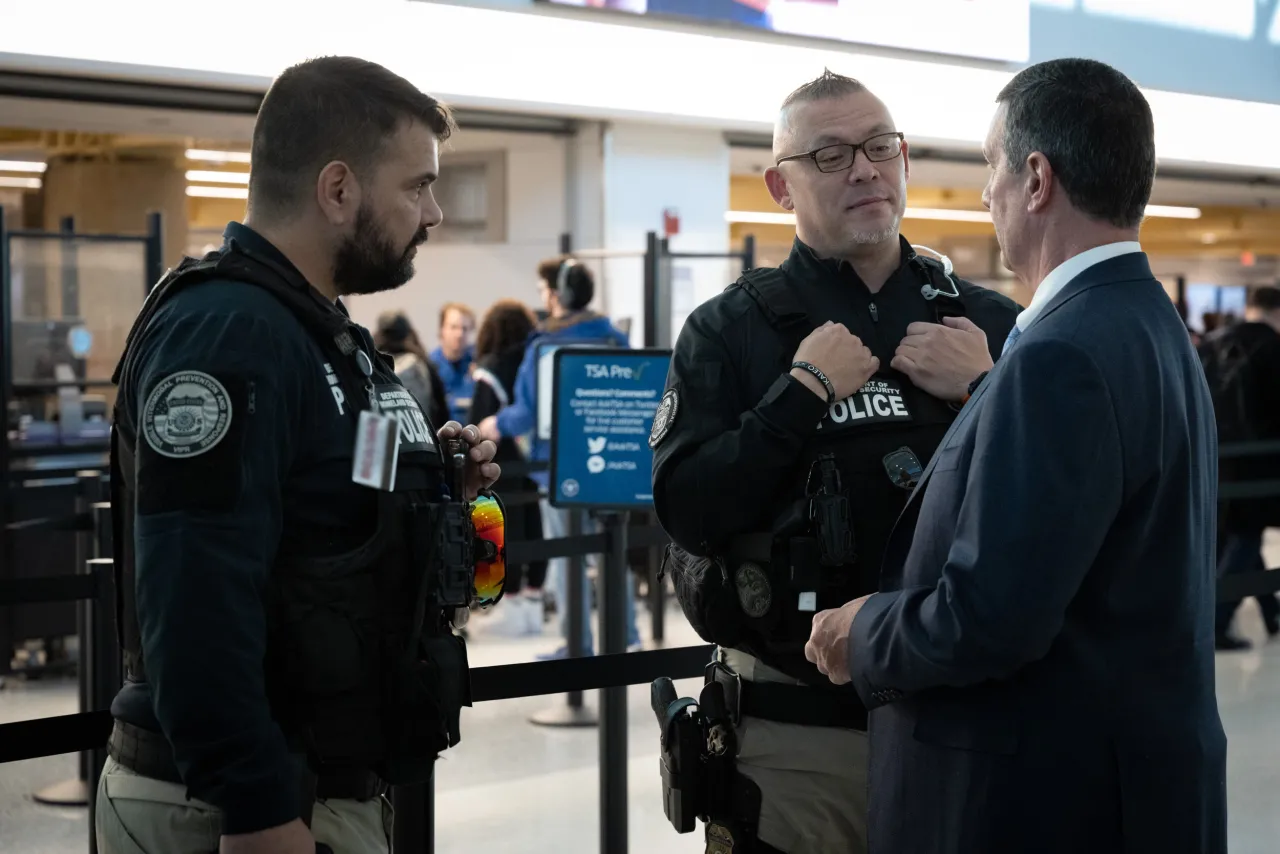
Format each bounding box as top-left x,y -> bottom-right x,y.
669,253 -> 968,684
109,241 -> 471,784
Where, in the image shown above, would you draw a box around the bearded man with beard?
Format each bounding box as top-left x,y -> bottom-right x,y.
650,71 -> 1020,854
98,57 -> 500,854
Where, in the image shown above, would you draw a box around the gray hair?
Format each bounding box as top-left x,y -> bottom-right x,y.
774,69 -> 869,157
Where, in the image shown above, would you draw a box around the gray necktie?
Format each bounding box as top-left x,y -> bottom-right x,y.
1002,324 -> 1022,357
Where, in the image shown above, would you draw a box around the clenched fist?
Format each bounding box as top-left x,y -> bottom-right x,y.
791,322 -> 880,402
891,316 -> 992,403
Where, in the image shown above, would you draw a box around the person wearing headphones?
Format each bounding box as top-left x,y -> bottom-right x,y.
650,70 -> 1020,854
477,257 -> 641,658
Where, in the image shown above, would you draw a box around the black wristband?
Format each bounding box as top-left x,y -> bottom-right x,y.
791,361 -> 835,404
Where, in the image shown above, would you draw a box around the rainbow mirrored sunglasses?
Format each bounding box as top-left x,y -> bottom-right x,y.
470,490 -> 507,607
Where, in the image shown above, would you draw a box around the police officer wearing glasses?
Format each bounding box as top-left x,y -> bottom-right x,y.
650,71 -> 1019,854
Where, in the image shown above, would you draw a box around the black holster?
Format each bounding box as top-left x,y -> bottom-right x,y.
651,665 -> 769,852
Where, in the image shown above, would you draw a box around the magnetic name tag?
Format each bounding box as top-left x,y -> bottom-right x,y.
352,410 -> 400,491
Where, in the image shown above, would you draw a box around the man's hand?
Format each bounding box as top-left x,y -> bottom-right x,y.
220,818 -> 314,854
891,316 -> 992,402
437,422 -> 501,499
791,321 -> 880,401
804,595 -> 871,685
476,415 -> 501,444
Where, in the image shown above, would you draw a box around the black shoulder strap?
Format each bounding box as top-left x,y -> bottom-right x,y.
734,267 -> 813,353
111,240 -> 370,424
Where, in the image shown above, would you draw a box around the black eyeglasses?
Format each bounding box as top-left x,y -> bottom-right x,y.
776,132 -> 905,173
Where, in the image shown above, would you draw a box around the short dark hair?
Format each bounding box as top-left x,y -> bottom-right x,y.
373,310 -> 418,356
537,256 -> 595,311
1248,286 -> 1280,312
476,299 -> 537,360
249,56 -> 456,219
781,68 -> 867,112
996,58 -> 1155,229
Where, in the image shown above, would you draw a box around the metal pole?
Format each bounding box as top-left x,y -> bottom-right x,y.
742,234 -> 757,272
32,470 -> 102,808
599,512 -> 630,854
643,231 -> 659,348
0,204 -> 11,629
655,238 -> 673,350
391,777 -> 434,854
648,522 -> 664,642
85,556 -> 116,854
559,232 -> 573,255
143,211 -> 164,293
60,216 -> 78,317
0,205 -> 13,597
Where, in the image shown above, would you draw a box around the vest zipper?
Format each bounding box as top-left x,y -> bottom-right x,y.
869,302 -> 879,323
248,381 -> 257,415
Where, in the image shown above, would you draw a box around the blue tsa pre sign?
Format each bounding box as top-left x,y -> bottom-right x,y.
550,347 -> 672,509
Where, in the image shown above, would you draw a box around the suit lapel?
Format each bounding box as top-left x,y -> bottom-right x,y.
900,375 -> 994,513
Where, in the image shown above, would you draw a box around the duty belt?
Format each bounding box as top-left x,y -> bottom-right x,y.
107,719 -> 387,802
710,652 -> 866,730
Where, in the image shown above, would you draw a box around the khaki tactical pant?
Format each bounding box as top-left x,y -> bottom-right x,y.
722,649 -> 869,854
95,756 -> 391,854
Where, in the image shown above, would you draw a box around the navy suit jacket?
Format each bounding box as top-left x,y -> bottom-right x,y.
849,253 -> 1227,854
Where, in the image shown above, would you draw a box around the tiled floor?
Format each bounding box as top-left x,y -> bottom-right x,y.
3,566 -> 1279,854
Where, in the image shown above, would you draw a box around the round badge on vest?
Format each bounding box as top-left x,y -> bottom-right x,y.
735,561 -> 772,619
649,388 -> 679,449
142,371 -> 233,459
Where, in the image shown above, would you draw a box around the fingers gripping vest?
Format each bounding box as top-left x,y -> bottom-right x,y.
667,255 -> 968,680
110,242 -> 469,784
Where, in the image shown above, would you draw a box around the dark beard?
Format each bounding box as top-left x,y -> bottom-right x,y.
332,204 -> 428,296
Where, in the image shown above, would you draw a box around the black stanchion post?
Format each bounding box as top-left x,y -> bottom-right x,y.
559,232 -> 573,255
599,511 -> 630,854
648,513 -> 665,643
0,205 -> 13,627
144,211 -> 164,293
32,470 -> 102,808
85,556 -> 116,854
742,234 -> 757,272
391,776 -> 434,854
643,231 -> 659,348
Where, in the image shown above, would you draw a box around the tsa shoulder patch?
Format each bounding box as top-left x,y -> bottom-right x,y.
142,371 -> 233,458
136,370 -> 248,516
649,388 -> 679,450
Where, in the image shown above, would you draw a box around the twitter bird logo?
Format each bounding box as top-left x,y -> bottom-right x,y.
588,436 -> 607,454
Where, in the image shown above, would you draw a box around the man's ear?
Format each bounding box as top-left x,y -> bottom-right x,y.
1024,151 -> 1054,215
764,166 -> 794,211
316,160 -> 360,227
901,140 -> 911,182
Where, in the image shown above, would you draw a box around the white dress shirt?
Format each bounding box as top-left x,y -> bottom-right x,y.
1016,241 -> 1143,332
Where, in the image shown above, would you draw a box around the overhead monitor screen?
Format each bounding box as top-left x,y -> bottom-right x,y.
539,0 -> 1031,63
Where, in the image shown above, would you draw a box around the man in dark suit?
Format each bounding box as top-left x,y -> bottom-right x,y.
803,57 -> 1227,854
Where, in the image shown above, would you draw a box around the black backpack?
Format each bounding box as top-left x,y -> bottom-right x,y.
1199,328 -> 1261,443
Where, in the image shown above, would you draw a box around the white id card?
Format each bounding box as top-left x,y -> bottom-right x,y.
351,410 -> 400,491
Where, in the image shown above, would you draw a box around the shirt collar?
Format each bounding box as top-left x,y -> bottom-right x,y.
221,221 -> 350,316
787,234 -> 917,290
1017,241 -> 1143,331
